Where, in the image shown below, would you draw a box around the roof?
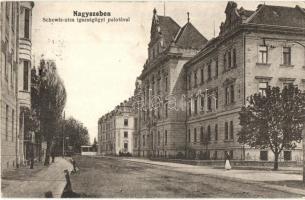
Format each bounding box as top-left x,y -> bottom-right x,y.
248,5 -> 305,28
156,15 -> 180,47
174,22 -> 208,50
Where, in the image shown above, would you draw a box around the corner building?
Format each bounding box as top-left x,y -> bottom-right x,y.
98,98 -> 136,156
185,2 -> 305,161
138,9 -> 207,158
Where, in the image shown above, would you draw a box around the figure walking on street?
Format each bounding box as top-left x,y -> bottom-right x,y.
225,151 -> 231,170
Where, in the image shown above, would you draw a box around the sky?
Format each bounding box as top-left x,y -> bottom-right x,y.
31,1 -> 305,143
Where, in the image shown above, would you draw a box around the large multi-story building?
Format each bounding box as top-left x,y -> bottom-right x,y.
18,1 -> 34,165
98,98 -> 136,155
99,2 -> 305,162
137,9 -> 207,158
1,1 -> 20,171
1,1 -> 34,172
184,2 -> 305,161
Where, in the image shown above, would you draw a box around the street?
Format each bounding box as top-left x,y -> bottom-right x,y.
68,156 -> 303,198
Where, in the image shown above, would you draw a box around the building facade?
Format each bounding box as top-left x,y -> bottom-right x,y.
1,1 -> 34,171
137,9 -> 207,158
184,2 -> 305,161
18,1 -> 34,165
1,1 -> 20,171
98,98 -> 136,156
98,2 -> 305,162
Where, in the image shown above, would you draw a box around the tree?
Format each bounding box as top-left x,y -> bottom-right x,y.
61,117 -> 90,153
35,59 -> 67,165
238,85 -> 305,170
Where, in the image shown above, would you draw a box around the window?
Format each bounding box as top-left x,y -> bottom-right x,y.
200,95 -> 204,111
194,71 -> 197,87
188,102 -> 191,116
12,109 -> 14,141
230,121 -> 234,140
260,151 -> 268,161
134,137 -> 137,148
187,75 -> 191,90
284,151 -> 291,161
194,98 -> 198,115
4,52 -> 8,81
283,47 -> 291,65
124,143 -> 128,149
233,49 -> 237,67
157,107 -> 160,119
157,79 -> 160,95
207,125 -> 211,141
200,68 -> 204,83
134,118 -> 138,129
143,135 -> 145,146
165,103 -> 168,118
258,45 -> 268,64
228,51 -> 231,69
165,130 -> 167,145
225,122 -> 228,140
215,89 -> 218,109
188,129 -> 191,143
200,127 -> 203,142
225,87 -> 230,105
6,2 -> 10,19
283,82 -> 295,89
259,82 -> 268,96
223,53 -> 227,71
158,131 -> 160,145
11,4 -> 15,31
207,96 -> 212,111
194,128 -> 197,142
124,119 -> 128,126
207,63 -> 212,80
10,60 -> 13,86
215,59 -> 218,77
124,131 -> 128,138
215,124 -> 218,141
230,85 -> 235,103
165,76 -> 168,92
6,105 -> 9,141
23,61 -> 29,91
24,8 -> 30,39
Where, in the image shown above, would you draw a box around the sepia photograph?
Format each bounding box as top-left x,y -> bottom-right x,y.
1,0 -> 305,198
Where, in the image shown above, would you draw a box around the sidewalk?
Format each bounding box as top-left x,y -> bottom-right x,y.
1,157 -> 73,198
123,158 -> 305,195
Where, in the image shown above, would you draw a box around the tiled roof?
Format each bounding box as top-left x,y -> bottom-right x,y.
174,22 -> 208,50
248,5 -> 305,28
157,15 -> 180,47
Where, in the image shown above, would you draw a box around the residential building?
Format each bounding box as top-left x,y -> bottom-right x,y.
184,2 -> 305,161
98,98 -> 136,155
18,1 -> 34,165
1,1 -> 20,171
137,9 -> 207,158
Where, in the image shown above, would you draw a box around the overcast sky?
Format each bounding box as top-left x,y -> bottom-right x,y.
31,1 -> 305,143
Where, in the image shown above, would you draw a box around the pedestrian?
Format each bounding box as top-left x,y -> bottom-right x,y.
224,151 -> 231,170
51,151 -> 55,163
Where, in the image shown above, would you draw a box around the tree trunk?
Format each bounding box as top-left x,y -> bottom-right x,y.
273,152 -> 279,170
44,140 -> 51,166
